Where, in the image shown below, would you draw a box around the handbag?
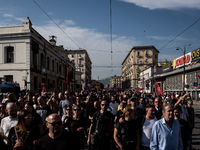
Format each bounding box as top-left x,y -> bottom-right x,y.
13,126 -> 33,150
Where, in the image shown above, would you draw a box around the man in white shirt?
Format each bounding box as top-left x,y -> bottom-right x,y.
0,103 -> 18,141
109,96 -> 119,116
137,104 -> 157,150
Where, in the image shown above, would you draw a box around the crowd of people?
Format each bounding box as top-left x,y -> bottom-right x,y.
0,90 -> 195,150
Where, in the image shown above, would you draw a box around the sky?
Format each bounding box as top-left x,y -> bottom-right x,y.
0,0 -> 200,80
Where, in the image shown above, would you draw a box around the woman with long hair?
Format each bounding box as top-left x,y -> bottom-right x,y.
7,110 -> 40,150
24,102 -> 43,135
64,104 -> 86,150
114,109 -> 140,150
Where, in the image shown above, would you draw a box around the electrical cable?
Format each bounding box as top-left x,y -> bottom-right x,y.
32,0 -> 81,49
159,17 -> 200,51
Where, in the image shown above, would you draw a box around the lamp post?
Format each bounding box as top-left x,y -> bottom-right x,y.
176,46 -> 186,93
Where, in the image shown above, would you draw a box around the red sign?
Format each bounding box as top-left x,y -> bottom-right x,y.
41,82 -> 45,86
176,54 -> 190,67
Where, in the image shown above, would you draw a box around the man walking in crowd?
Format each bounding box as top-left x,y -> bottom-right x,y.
36,113 -> 74,150
58,90 -> 75,116
137,104 -> 157,150
46,91 -> 60,113
87,99 -> 113,150
37,96 -> 52,129
0,103 -> 18,143
109,96 -> 119,116
154,97 -> 163,120
150,104 -> 183,150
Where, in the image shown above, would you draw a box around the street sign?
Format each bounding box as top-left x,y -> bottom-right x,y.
41,82 -> 45,86
194,82 -> 198,87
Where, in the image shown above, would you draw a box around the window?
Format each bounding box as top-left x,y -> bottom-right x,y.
71,55 -> 74,58
57,62 -> 59,73
5,47 -> 14,63
52,60 -> 54,72
47,57 -> 50,70
34,76 -> 38,89
155,54 -> 158,59
59,65 -> 61,74
33,52 -> 37,70
146,51 -> 149,55
40,53 -> 44,70
137,59 -> 140,64
137,51 -> 140,56
146,59 -> 148,63
5,75 -> 13,82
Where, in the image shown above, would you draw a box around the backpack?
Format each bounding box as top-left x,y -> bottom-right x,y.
13,127 -> 33,150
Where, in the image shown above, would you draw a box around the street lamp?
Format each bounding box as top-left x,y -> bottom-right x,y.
176,47 -> 186,93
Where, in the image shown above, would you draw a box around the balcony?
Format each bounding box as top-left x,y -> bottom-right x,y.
137,61 -> 143,65
145,53 -> 151,57
136,54 -> 142,58
136,68 -> 140,73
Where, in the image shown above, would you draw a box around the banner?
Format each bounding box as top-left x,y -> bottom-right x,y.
135,87 -> 144,92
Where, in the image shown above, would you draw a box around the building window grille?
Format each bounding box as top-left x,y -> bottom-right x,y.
6,47 -> 14,63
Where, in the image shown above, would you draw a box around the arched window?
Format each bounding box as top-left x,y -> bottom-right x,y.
5,46 -> 14,63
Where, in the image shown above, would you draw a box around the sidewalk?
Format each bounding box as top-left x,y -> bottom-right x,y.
192,100 -> 200,150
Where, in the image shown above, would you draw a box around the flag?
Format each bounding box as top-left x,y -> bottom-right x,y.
66,68 -> 71,87
198,74 -> 200,78
135,87 -> 144,92
87,83 -> 94,88
41,86 -> 47,96
153,65 -> 157,73
156,81 -> 163,95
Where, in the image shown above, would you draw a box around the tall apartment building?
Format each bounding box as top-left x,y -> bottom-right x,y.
110,75 -> 122,88
122,46 -> 159,90
67,50 -> 92,89
0,17 -> 75,93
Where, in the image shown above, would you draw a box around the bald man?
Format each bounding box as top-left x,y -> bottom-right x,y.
0,102 -> 18,140
36,114 -> 74,150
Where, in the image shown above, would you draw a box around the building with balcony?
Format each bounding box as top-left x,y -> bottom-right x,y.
0,17 -> 75,93
122,46 -> 159,90
67,50 -> 92,89
110,75 -> 122,88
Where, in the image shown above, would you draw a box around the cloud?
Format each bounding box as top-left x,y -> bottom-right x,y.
64,20 -> 75,26
120,0 -> 200,10
3,14 -> 13,17
146,36 -> 187,41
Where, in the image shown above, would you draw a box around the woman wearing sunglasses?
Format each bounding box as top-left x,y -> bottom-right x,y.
7,110 -> 40,150
64,104 -> 86,150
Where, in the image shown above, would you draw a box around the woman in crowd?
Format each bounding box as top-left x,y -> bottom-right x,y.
114,109 -> 140,150
62,106 -> 72,123
7,110 -> 40,150
64,104 -> 86,150
24,101 -> 43,135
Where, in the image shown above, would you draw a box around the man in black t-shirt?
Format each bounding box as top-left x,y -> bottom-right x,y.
36,114 -> 74,150
87,99 -> 113,150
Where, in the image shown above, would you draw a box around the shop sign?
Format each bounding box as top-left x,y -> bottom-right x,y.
173,52 -> 191,69
162,62 -> 171,72
191,48 -> 200,62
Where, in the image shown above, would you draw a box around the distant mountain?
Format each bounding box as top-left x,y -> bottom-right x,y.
100,77 -> 110,85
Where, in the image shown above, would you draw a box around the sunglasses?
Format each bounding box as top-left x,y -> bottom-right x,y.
48,121 -> 62,126
73,109 -> 80,111
101,104 -> 108,107
24,116 -> 34,120
66,109 -> 71,111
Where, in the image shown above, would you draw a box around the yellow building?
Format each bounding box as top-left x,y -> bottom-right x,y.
110,75 -> 122,88
122,46 -> 159,90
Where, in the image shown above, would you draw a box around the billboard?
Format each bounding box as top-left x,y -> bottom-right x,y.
173,52 -> 191,69
191,48 -> 200,62
162,62 -> 171,72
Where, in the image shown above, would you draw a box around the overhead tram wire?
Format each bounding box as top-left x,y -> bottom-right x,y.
32,0 -> 80,49
110,0 -> 113,76
159,17 -> 200,51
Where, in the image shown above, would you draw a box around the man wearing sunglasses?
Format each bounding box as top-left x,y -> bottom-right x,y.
87,99 -> 113,150
36,114 -> 74,150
